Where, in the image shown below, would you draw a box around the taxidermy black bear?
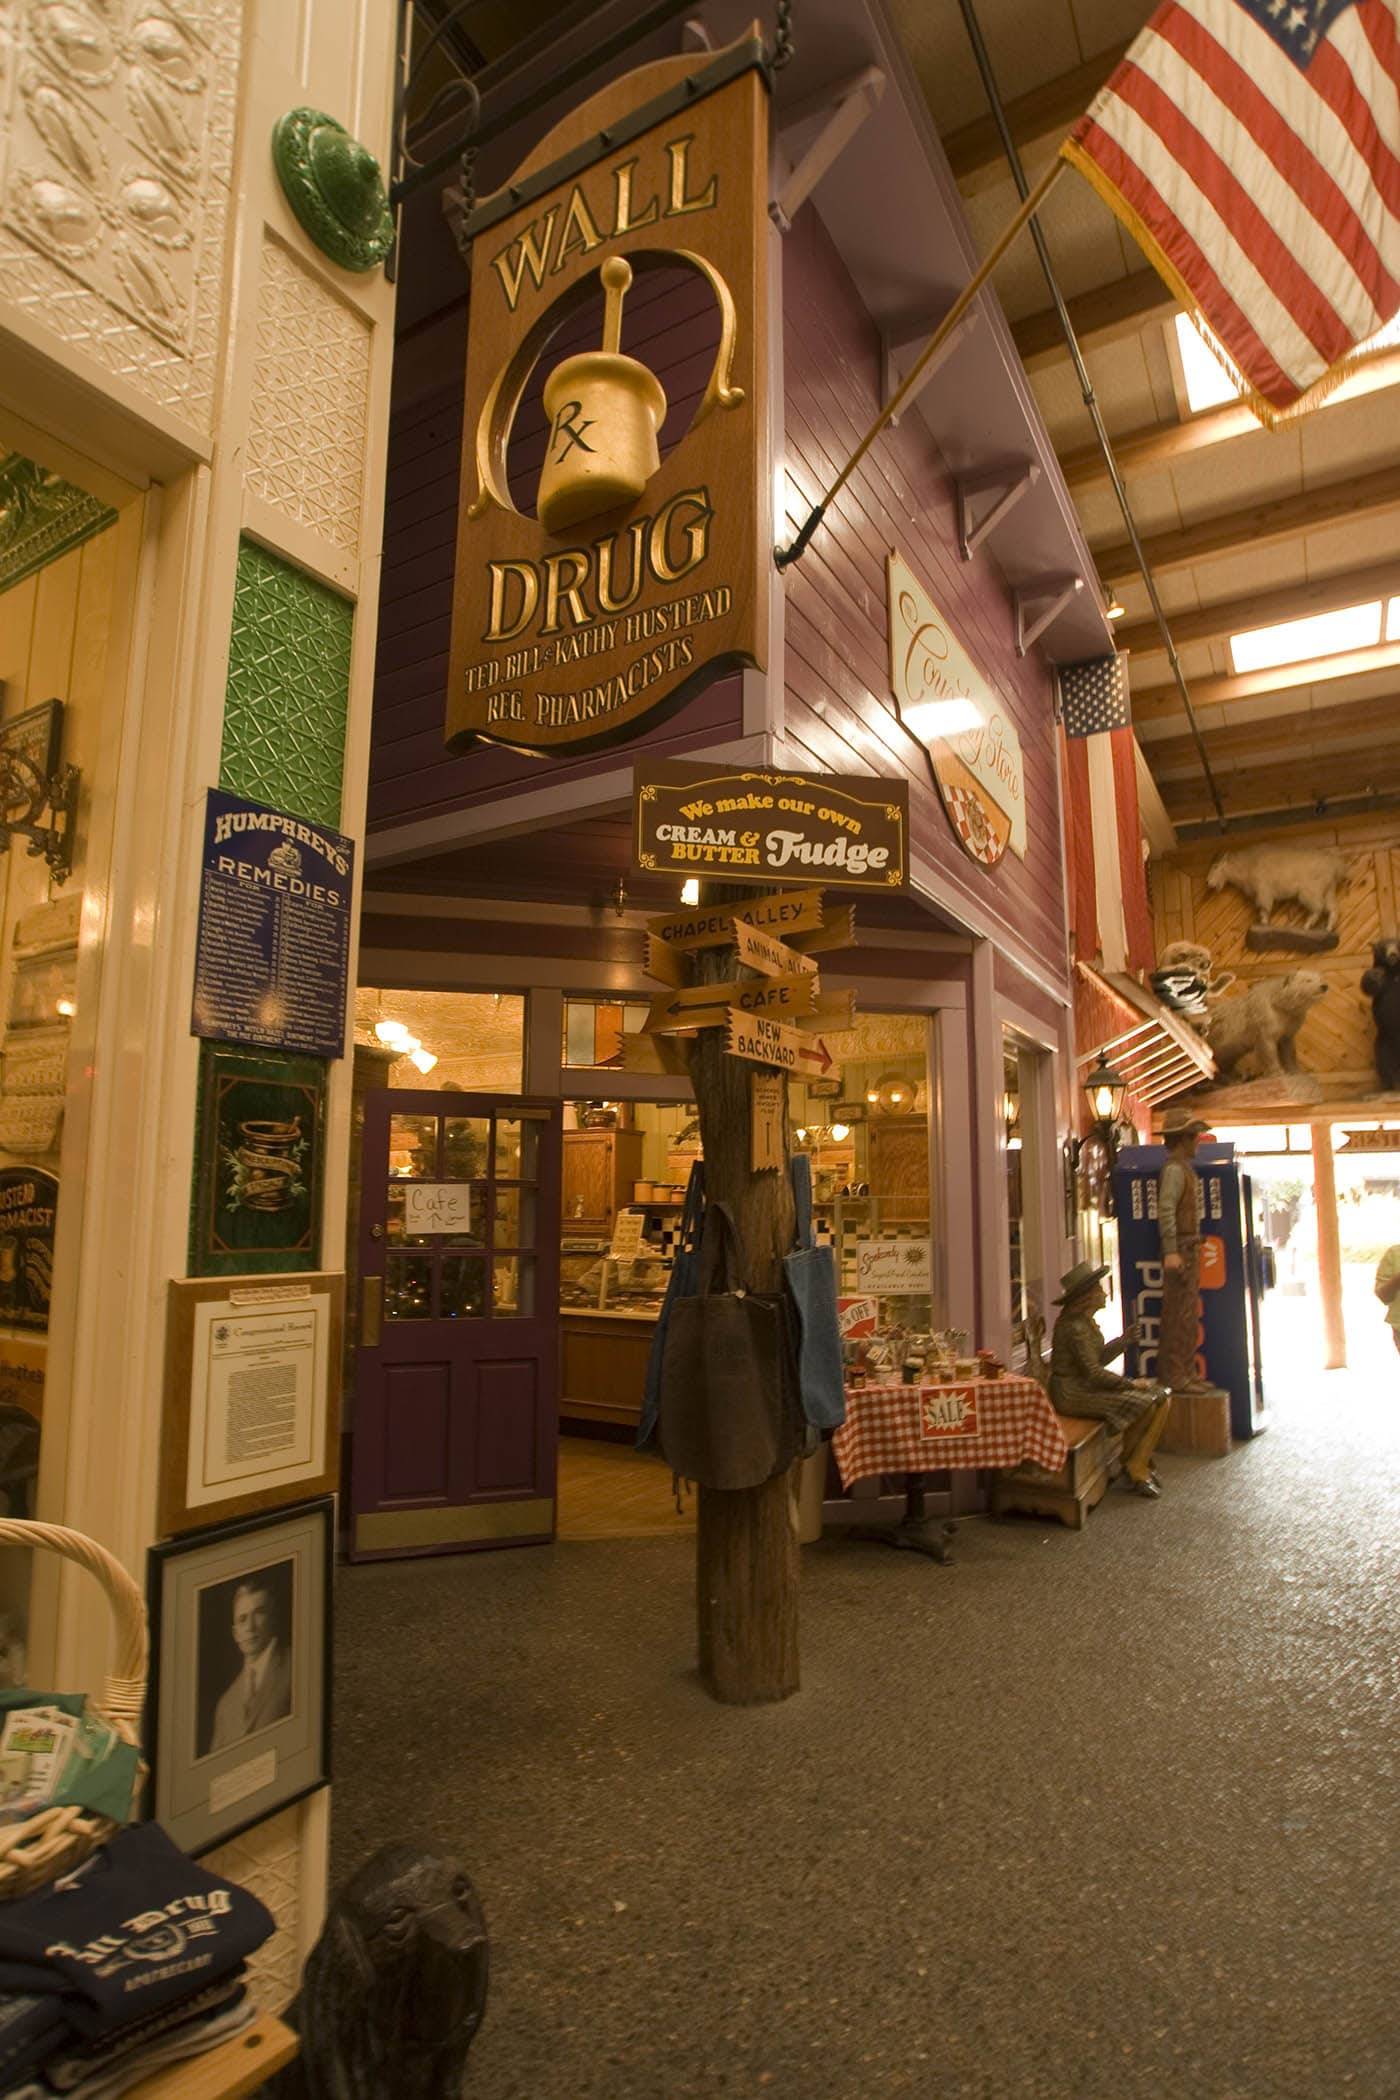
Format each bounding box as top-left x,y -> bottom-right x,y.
1360,938 -> 1400,1091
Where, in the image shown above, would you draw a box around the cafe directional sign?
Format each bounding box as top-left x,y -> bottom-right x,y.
635,761 -> 909,888
445,34 -> 769,755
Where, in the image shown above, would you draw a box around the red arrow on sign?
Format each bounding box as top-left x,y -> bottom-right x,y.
797,1036 -> 834,1074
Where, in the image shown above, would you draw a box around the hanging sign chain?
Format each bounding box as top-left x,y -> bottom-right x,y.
773,0 -> 795,69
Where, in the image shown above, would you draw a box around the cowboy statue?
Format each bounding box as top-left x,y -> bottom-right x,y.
1155,1107 -> 1225,1398
1048,1259 -> 1172,1499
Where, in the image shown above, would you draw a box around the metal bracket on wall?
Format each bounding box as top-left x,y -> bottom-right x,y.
882,309 -> 980,422
957,462 -> 1041,562
770,65 -> 885,232
1014,575 -> 1083,657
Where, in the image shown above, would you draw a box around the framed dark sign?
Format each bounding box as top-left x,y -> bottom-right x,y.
634,761 -> 909,889
191,1044 -> 325,1276
445,33 -> 769,755
191,790 -> 354,1060
0,1167 -> 57,1332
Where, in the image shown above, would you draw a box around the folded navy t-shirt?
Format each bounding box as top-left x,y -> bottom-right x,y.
0,1825 -> 272,2038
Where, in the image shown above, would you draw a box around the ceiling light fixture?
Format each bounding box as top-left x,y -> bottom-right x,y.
680,878 -> 700,905
375,1019 -> 411,1047
1105,587 -> 1126,621
409,1046 -> 438,1074
1229,600 -> 1382,675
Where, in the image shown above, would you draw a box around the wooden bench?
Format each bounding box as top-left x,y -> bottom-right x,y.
124,2012 -> 298,2099
989,1413 -> 1122,1531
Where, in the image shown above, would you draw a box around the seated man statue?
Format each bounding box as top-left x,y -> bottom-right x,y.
1048,1260 -> 1172,1499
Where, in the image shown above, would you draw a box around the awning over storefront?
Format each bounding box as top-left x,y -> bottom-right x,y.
1075,962 -> 1215,1110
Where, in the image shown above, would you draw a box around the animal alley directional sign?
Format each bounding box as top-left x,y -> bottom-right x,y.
444,36 -> 770,755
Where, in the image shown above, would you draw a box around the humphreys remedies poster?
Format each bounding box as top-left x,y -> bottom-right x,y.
191,791 -> 354,1060
0,1168 -> 58,1331
445,37 -> 769,754
635,761 -> 909,888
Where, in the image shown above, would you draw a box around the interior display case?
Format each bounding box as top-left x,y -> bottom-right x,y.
559,1245 -> 668,1316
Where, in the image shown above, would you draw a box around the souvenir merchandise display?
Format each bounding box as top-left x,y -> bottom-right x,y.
0,1822 -> 273,2096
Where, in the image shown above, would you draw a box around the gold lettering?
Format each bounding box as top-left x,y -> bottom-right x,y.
649,487 -> 713,584
613,157 -> 660,234
552,186 -> 605,272
596,520 -> 647,616
541,549 -> 592,634
489,209 -> 558,312
665,136 -> 718,217
485,561 -> 539,643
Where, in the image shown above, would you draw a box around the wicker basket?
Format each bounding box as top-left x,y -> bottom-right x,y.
0,1519 -> 147,1901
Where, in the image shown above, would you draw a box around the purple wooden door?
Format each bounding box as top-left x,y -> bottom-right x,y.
350,1092 -> 562,1561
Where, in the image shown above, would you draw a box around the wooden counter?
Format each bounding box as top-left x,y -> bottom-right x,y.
560,1308 -> 657,1427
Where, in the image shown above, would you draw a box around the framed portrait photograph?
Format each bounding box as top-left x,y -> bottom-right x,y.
145,1497 -> 332,1855
160,1271 -> 343,1537
191,1043 -> 326,1275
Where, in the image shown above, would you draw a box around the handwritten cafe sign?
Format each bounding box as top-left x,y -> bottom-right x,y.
404,1185 -> 473,1236
445,36 -> 769,755
887,551 -> 1026,867
634,760 -> 908,888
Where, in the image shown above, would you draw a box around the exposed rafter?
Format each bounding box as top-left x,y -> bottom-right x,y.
1161,745 -> 1400,821
1145,691 -> 1399,773
1092,462 -> 1400,585
1011,267 -> 1176,371
1133,640 -> 1400,724
942,44 -> 1128,195
1060,345 -> 1400,495
1114,557 -> 1400,660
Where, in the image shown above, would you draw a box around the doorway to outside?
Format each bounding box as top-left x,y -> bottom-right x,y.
1231,1122 -> 1400,1385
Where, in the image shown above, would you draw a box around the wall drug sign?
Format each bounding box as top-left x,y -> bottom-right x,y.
445,36 -> 769,755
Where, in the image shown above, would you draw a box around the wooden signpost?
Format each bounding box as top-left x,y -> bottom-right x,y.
726,1010 -> 803,1069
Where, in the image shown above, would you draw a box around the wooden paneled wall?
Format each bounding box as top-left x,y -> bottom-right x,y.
1152,812 -> 1399,1086
779,210 -> 1069,992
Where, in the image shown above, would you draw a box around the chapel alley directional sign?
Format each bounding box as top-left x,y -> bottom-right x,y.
444,35 -> 769,755
634,761 -> 909,888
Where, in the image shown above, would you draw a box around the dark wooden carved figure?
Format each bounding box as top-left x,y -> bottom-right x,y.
261,1843 -> 489,2100
1361,938 -> 1400,1091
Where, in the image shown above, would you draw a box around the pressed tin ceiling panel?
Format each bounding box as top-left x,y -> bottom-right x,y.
0,452 -> 117,594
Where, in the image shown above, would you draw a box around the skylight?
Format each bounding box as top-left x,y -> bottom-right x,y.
1175,309 -> 1400,415
1229,601 -> 1382,675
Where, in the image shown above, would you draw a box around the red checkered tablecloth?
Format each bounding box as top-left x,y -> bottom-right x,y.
832,1377 -> 1069,1489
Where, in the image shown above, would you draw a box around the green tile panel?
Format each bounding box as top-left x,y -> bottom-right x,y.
220,538 -> 352,828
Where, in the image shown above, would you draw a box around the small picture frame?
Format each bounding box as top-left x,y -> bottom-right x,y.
191,1044 -> 326,1275
145,1497 -> 332,1855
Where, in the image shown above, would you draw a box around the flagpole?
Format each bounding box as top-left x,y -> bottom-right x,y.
774,157 -> 1068,569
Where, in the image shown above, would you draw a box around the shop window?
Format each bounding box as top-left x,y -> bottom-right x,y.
561,997 -> 649,1069
355,989 -> 525,1091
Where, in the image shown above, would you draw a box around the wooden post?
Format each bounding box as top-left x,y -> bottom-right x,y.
686,891 -> 800,1706
1311,1121 -> 1347,1371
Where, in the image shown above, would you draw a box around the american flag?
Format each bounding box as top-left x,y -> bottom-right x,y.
1059,653 -> 1131,736
1062,0 -> 1400,419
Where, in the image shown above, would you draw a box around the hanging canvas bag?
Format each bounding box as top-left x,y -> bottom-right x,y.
636,1160 -> 705,1452
656,1202 -> 803,1490
783,1153 -> 846,1431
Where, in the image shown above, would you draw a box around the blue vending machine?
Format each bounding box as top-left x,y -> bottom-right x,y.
1114,1142 -> 1270,1440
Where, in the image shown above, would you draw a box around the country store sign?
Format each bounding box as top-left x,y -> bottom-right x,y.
887,551 -> 1026,868
445,35 -> 769,755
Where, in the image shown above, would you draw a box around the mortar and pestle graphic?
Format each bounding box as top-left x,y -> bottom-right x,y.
537,256 -> 668,535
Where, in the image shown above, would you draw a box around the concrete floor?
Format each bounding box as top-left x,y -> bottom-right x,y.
332,1352 -> 1400,2099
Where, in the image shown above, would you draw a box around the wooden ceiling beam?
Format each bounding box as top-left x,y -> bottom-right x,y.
1133,639 -> 1400,724
1091,461 -> 1400,583
942,45 -> 1129,197
1011,267 -> 1177,371
1114,557 -> 1400,660
1145,692 -> 1395,772
1161,746 -> 1400,820
1060,344 -> 1400,495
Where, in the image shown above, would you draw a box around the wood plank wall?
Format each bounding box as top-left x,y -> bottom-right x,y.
779,209 -> 1070,994
368,273 -> 741,836
1152,811 -> 1398,1087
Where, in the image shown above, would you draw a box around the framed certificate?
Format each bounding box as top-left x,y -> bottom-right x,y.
161,1272 -> 343,1536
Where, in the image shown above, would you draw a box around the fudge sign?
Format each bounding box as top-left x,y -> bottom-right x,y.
635,761 -> 909,889
445,36 -> 769,755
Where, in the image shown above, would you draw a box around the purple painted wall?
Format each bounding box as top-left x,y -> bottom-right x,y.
779,210 -> 1070,993
368,272 -> 743,837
